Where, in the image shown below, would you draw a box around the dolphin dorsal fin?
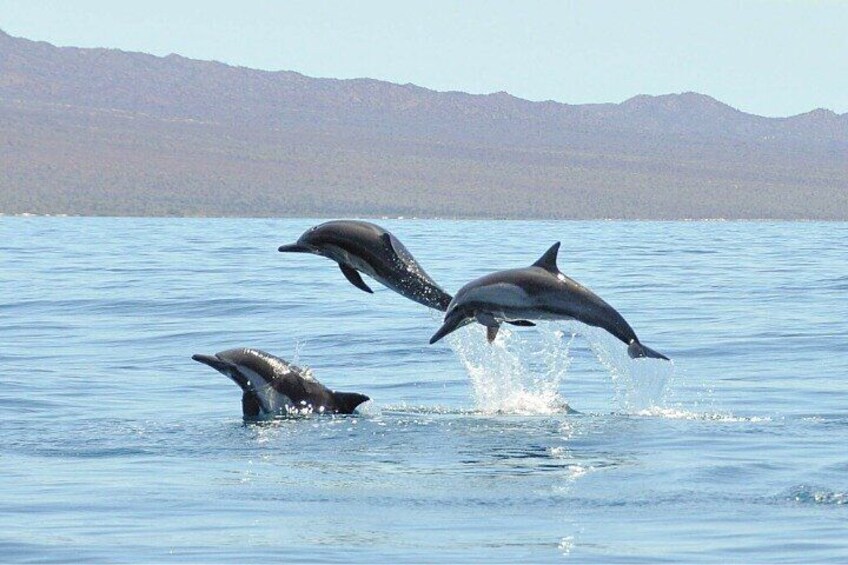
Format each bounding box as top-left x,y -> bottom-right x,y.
381,232 -> 414,266
380,232 -> 394,250
532,242 -> 561,272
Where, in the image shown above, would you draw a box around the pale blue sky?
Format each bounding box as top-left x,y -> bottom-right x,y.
1,0 -> 845,117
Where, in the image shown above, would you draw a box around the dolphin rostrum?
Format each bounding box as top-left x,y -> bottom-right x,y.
192,348 -> 370,418
428,242 -> 670,360
278,220 -> 453,311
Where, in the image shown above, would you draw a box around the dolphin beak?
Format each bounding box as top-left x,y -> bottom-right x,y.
429,311 -> 470,344
192,353 -> 216,366
192,353 -> 229,372
277,243 -> 311,253
193,354 -> 250,391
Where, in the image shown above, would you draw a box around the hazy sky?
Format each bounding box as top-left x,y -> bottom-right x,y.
1,0 -> 845,117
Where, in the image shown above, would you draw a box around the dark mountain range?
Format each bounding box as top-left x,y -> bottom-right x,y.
1,29 -> 846,218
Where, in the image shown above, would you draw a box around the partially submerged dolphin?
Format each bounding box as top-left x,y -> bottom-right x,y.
278,220 -> 452,311
429,242 -> 670,360
192,348 -> 370,418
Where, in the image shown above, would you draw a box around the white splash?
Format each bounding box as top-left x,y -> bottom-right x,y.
447,323 -> 574,415
558,536 -> 575,555
281,341 -> 317,382
448,320 -> 677,415
579,323 -> 675,412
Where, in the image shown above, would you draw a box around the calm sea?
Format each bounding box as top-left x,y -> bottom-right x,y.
2,218 -> 846,562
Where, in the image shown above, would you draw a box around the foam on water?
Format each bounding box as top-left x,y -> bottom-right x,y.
632,406 -> 772,423
787,485 -> 848,506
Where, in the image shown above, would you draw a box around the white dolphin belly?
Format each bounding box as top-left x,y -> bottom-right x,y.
240,367 -> 292,414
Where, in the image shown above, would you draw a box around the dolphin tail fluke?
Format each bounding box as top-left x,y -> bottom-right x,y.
332,392 -> 370,414
627,340 -> 670,361
414,288 -> 452,312
435,292 -> 453,312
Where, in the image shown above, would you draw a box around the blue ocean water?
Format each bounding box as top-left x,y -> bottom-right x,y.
1,217 -> 846,562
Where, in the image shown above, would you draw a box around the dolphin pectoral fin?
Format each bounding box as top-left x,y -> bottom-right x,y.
506,320 -> 536,327
627,340 -> 670,361
339,264 -> 374,294
532,242 -> 562,272
241,392 -> 262,419
486,326 -> 500,343
473,312 -> 502,343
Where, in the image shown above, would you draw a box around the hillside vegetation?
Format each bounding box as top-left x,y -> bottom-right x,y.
1,30 -> 846,218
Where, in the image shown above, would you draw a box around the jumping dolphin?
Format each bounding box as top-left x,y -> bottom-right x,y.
192,348 -> 370,418
428,242 -> 670,360
278,220 -> 453,311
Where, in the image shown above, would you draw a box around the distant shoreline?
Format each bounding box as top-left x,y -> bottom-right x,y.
2,31 -> 847,220
5,213 -> 845,222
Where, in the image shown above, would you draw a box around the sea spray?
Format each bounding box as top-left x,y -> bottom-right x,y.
448,320 -> 675,414
447,323 -> 574,414
580,324 -> 729,420
580,323 -> 674,412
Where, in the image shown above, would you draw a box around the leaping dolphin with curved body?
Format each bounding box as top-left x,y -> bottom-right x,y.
278,220 -> 453,311
192,348 -> 370,418
429,242 -> 670,361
